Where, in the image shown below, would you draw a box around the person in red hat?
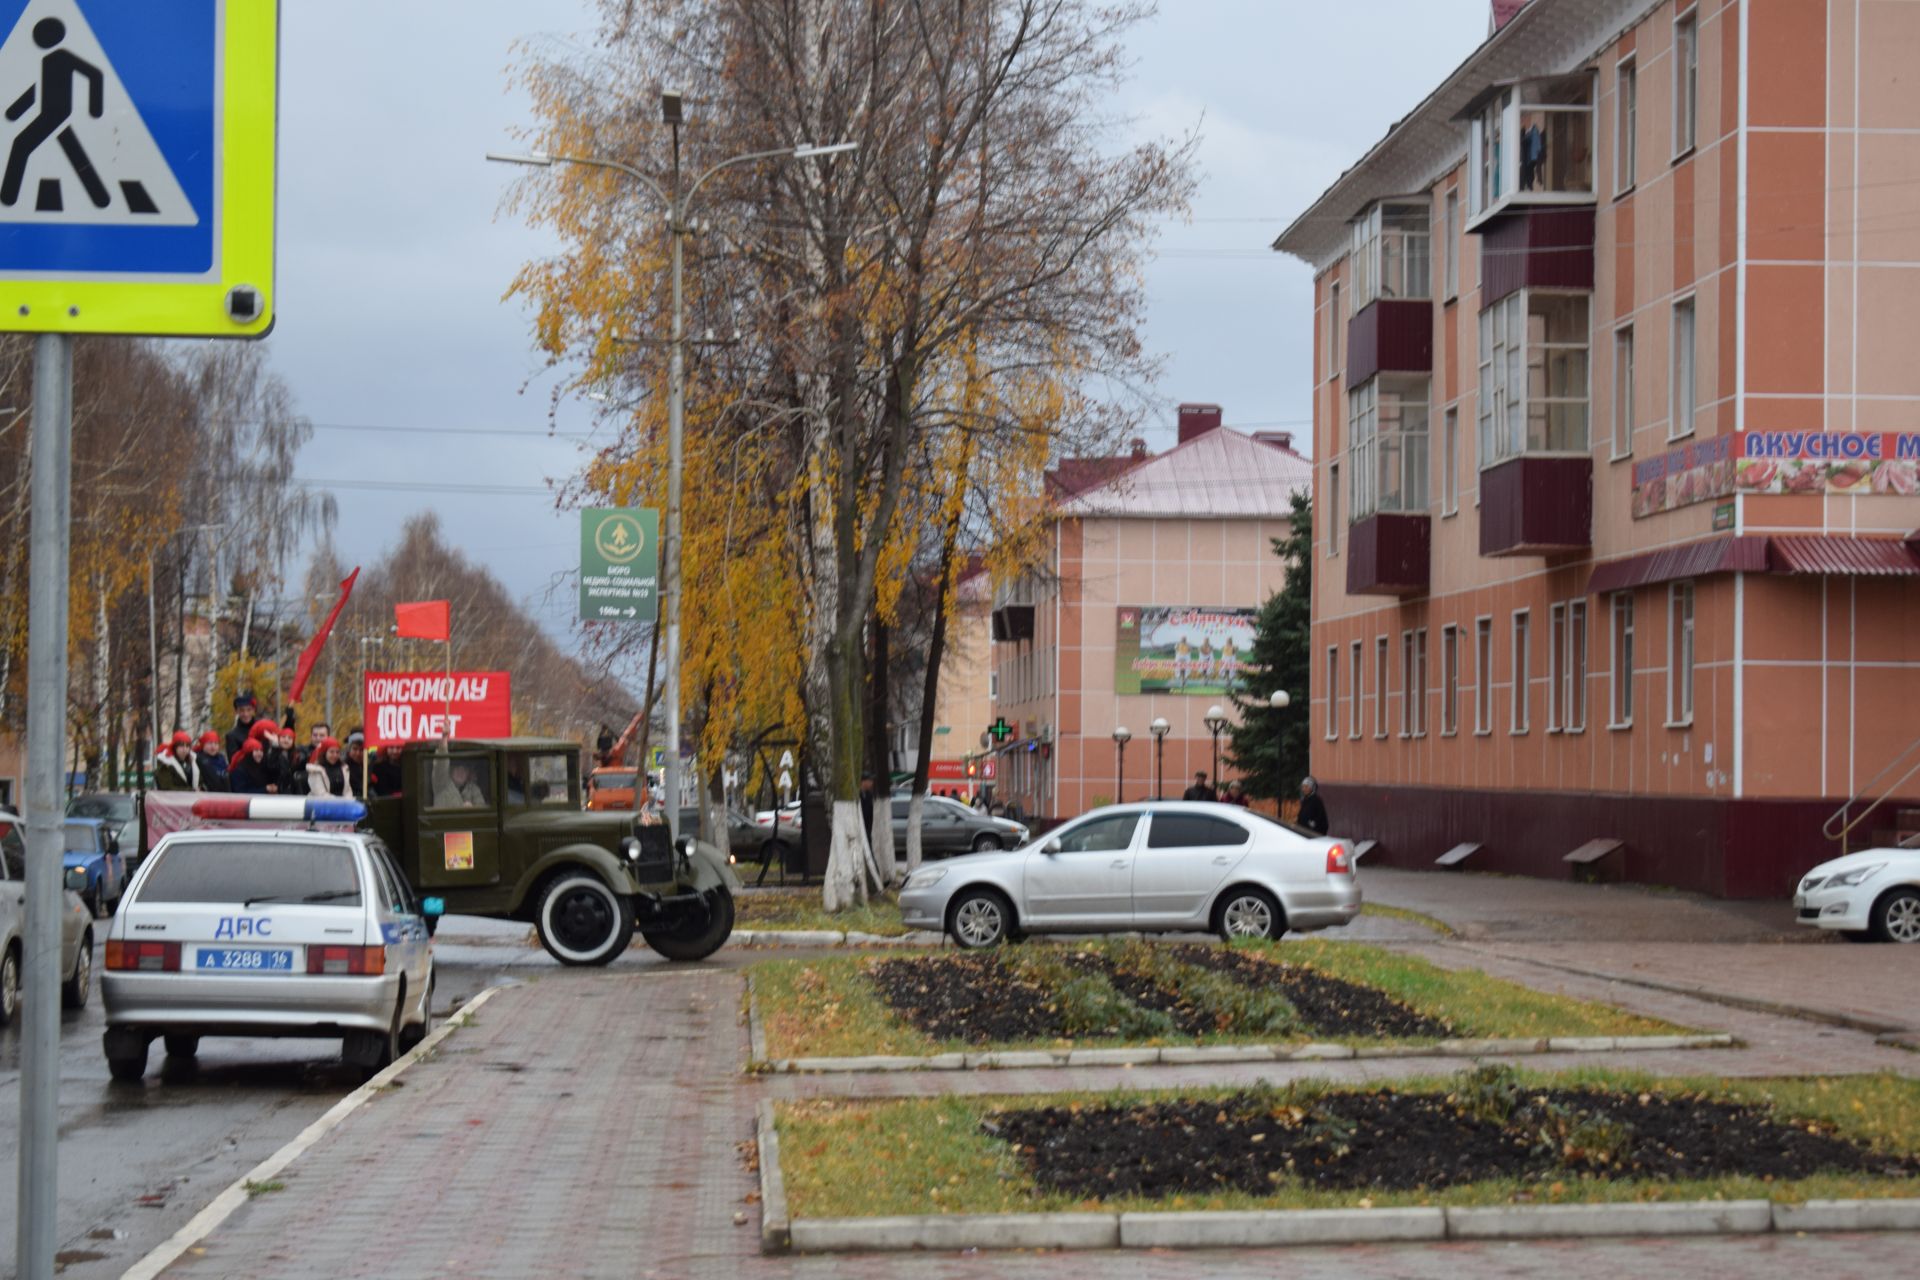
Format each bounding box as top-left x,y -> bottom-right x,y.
197,731 -> 230,791
153,731 -> 202,791
229,739 -> 276,794
304,738 -> 351,798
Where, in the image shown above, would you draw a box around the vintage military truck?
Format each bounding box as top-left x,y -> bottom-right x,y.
361,738 -> 737,965
140,737 -> 737,966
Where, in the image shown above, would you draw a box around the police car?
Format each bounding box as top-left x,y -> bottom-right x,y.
101,797 -> 439,1082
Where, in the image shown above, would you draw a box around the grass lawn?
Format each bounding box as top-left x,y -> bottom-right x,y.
750,937 -> 1686,1061
774,1070 -> 1920,1219
735,888 -> 912,937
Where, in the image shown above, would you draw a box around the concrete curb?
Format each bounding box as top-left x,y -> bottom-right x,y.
118,985 -> 506,1280
774,1196 -> 1920,1254
755,1032 -> 1734,1074
731,928 -> 942,949
746,975 -> 769,1066
755,1100 -> 792,1253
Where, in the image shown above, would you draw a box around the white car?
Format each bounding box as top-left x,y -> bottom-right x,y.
898,802 -> 1361,948
101,828 -> 438,1081
1795,848 -> 1920,943
0,810 -> 97,1022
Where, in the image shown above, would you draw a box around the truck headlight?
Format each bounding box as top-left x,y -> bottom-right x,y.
1825,863 -> 1884,888
903,867 -> 948,890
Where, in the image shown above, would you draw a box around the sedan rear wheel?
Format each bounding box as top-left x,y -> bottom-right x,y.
970,833 -> 1002,853
0,945 -> 19,1027
1218,888 -> 1283,943
62,932 -> 91,1010
948,888 -> 1011,949
1872,887 -> 1920,944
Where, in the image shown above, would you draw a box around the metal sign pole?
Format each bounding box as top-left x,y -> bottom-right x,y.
18,332 -> 73,1280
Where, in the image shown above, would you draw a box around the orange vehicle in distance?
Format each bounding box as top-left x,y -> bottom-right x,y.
586,766 -> 643,812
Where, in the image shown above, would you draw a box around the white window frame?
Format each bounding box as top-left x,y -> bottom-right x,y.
1412,628 -> 1428,738
1612,323 -> 1635,460
1565,598 -> 1588,734
1441,623 -> 1460,736
1444,188 -> 1460,299
1670,296 -> 1696,441
1510,609 -> 1532,735
1326,461 -> 1341,557
1348,639 -> 1364,739
1667,580 -> 1696,727
1327,280 -> 1342,377
1374,636 -> 1390,740
1399,631 -> 1415,740
1474,615 -> 1494,736
1609,592 -> 1635,729
1548,602 -> 1568,732
1325,645 -> 1340,741
1442,408 -> 1460,515
1615,56 -> 1637,195
1674,8 -> 1699,159
989,672 -> 999,700
1479,289 -> 1592,469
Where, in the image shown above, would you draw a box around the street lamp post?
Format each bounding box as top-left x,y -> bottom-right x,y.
1204,704 -> 1228,788
1268,690 -> 1290,808
1148,716 -> 1169,799
489,120 -> 855,844
1112,726 -> 1131,803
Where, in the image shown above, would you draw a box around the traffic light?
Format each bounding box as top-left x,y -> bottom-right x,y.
966,762 -> 977,777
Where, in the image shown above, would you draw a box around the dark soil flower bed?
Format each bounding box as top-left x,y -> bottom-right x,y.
865,943 -> 1450,1046
986,1084 -> 1920,1199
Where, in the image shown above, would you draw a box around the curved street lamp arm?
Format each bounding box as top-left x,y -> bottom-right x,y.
684,145 -> 823,217
541,153 -> 668,206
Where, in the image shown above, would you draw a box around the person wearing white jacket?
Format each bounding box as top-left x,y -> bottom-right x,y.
304,738 -> 352,798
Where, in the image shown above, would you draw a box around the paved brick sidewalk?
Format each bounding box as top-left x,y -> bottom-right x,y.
155,966 -> 1917,1280
1361,867 -> 1803,943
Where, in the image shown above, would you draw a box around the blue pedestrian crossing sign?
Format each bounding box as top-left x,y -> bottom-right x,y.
0,0 -> 277,337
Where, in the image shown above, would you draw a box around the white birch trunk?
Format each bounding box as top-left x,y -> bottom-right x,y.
869,790 -> 896,886
904,791 -> 926,873
823,798 -> 869,910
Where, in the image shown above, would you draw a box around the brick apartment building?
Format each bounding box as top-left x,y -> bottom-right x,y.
1276,0 -> 1920,896
989,408 -> 1311,820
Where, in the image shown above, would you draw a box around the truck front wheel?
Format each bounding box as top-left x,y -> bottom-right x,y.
641,887 -> 735,962
535,873 -> 636,966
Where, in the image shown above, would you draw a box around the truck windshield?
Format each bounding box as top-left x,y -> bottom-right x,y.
137,841 -> 364,907
62,825 -> 97,853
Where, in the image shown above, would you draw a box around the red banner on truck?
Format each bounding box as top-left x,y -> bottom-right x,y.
363,671 -> 512,748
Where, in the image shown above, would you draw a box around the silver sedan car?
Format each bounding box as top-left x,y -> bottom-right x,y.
898,802 -> 1361,948
102,829 -> 437,1082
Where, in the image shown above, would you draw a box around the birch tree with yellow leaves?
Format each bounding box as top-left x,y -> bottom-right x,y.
509,0 -> 1192,908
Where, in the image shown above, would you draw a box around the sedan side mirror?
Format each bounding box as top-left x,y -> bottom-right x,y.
1043,839 -> 1062,855
64,866 -> 89,893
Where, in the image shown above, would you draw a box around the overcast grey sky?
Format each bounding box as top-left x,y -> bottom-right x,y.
268,0 -> 1492,646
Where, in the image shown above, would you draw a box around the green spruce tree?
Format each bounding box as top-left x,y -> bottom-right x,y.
1227,487 -> 1312,802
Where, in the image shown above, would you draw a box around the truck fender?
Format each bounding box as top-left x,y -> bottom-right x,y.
508,844 -> 637,917
680,837 -> 742,893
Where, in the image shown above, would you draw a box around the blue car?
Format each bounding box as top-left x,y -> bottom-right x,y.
64,817 -> 127,918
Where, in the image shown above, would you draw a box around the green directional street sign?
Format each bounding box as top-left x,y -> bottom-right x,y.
580,508 -> 659,623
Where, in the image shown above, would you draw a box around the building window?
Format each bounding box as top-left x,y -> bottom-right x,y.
1474,616 -> 1494,735
1399,632 -> 1414,739
1675,9 -> 1698,157
1349,640 -> 1363,739
1374,636 -> 1390,739
1548,602 -> 1567,732
1350,202 -> 1431,309
1327,462 -> 1341,556
1610,592 -> 1635,728
1327,281 -> 1341,376
1511,609 -> 1531,734
1325,646 -> 1340,741
1444,189 -> 1460,299
1441,624 -> 1460,736
1412,629 -> 1428,738
1612,325 -> 1635,459
1668,580 -> 1695,726
1670,298 -> 1696,440
989,672 -> 999,700
1565,598 -> 1588,733
1479,290 -> 1591,468
1442,408 -> 1459,515
1348,375 -> 1430,518
1615,57 -> 1637,194
1468,75 -> 1597,222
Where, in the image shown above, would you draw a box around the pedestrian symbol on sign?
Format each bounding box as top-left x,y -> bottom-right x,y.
0,0 -> 196,225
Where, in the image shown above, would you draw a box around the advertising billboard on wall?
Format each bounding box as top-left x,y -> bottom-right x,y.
1114,606 -> 1261,696
1632,431 -> 1920,516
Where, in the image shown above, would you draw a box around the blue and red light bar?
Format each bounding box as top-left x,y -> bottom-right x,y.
188,797 -> 367,824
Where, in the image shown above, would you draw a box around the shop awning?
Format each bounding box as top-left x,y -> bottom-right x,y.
1585,536 -> 1770,595
1768,535 -> 1920,576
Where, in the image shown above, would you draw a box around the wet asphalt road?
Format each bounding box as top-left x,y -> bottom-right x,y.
0,916 -> 669,1280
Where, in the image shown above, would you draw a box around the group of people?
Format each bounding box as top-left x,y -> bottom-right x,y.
1181,770 -> 1331,835
151,693 -> 403,799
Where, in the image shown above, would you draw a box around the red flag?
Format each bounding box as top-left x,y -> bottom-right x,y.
395,599 -> 451,642
289,568 -> 360,703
